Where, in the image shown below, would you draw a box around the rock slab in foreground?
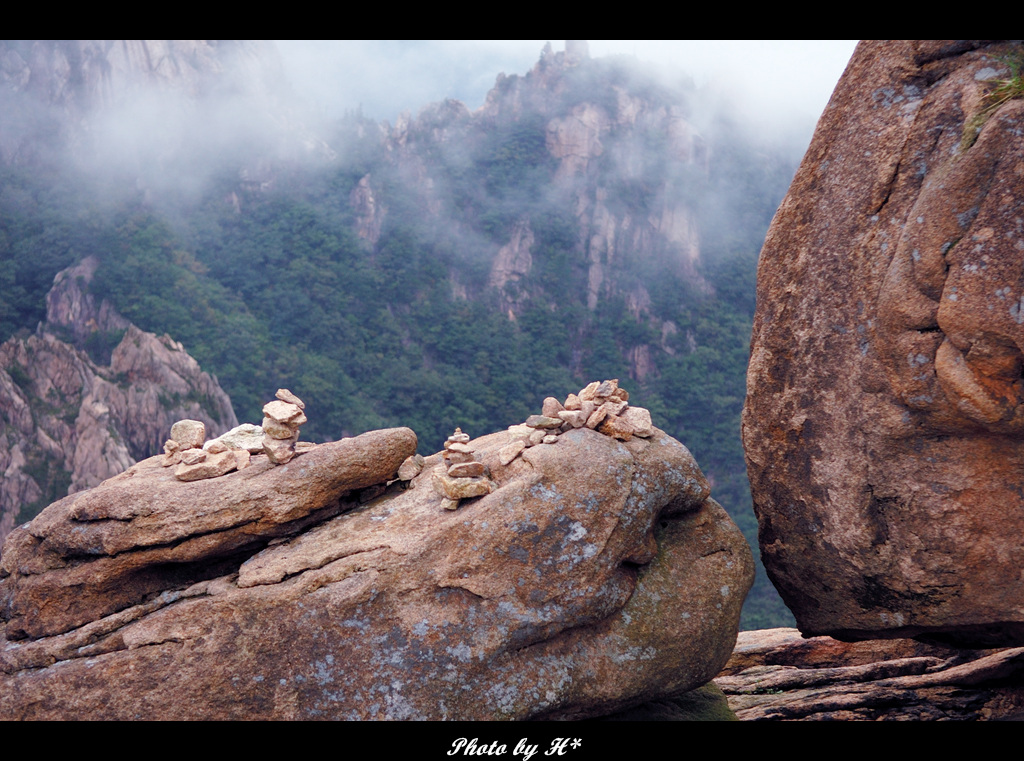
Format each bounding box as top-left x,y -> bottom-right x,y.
0,427 -> 418,640
0,425 -> 752,720
743,40 -> 1024,646
716,628 -> 1024,720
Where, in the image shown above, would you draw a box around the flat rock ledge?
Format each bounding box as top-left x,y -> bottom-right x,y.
0,424 -> 752,720
715,628 -> 1024,720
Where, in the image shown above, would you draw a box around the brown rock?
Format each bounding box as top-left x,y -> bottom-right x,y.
446,428 -> 471,444
262,401 -> 305,426
444,450 -> 475,465
506,424 -> 534,440
578,381 -> 601,402
542,396 -> 565,417
180,449 -> 207,466
447,461 -> 485,478
598,414 -> 634,441
170,420 -> 206,450
557,409 -> 587,428
0,425 -> 749,720
161,440 -> 181,467
397,454 -> 424,481
261,416 -> 296,440
621,407 -> 653,437
524,414 -> 562,429
498,440 -> 526,465
434,471 -> 493,500
275,388 -> 305,410
743,40 -> 1024,646
263,435 -> 297,465
601,399 -> 628,417
716,628 -> 1024,721
0,427 -> 417,640
585,405 -> 609,429
174,450 -> 238,482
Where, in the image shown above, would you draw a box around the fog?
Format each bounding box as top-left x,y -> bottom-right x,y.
275,40 -> 857,138
0,40 -> 857,213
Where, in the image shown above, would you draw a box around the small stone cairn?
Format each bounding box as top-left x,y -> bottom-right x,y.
498,379 -> 654,467
433,427 -> 494,510
261,388 -> 309,465
161,388 -> 313,481
163,419 -> 252,482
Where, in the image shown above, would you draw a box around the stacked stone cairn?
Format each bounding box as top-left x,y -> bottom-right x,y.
498,379 -> 654,467
261,388 -> 310,465
433,427 -> 494,510
160,388 -> 313,482
163,419 -> 253,482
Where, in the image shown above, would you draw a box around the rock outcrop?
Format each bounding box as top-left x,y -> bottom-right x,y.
0,258 -> 237,550
743,41 -> 1024,645
359,42 -> 707,379
716,628 -> 1024,721
0,411 -> 753,719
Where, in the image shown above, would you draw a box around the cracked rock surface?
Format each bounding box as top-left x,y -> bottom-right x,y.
716,628 -> 1024,721
0,424 -> 751,720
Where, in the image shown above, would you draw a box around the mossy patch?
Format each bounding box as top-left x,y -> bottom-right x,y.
961,50 -> 1024,151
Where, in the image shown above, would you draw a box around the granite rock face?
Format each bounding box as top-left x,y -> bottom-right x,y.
743,41 -> 1024,645
0,423 -> 753,720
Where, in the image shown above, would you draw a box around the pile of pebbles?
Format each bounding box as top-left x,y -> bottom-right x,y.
261,389 -> 308,465
163,419 -> 252,482
408,381 -> 655,512
433,427 -> 494,510
498,379 -> 653,467
161,388 -> 314,481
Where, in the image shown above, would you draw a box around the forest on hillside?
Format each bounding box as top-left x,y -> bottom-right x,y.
0,48 -> 801,628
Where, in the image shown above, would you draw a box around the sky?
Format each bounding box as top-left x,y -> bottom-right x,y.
275,40 -> 859,136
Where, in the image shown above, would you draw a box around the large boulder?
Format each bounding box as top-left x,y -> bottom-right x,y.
744,41 -> 1024,645
0,424 -> 753,720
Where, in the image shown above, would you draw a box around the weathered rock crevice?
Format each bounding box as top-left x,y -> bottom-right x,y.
717,627 -> 1024,720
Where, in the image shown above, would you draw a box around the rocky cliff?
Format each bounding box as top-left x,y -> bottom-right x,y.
743,40 -> 1024,646
0,257 -> 237,549
354,42 -> 708,380
0,386 -> 752,720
